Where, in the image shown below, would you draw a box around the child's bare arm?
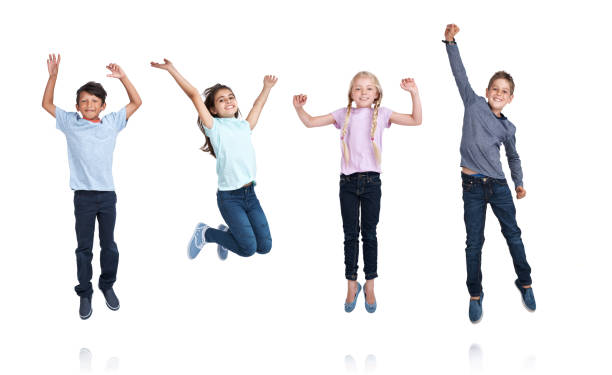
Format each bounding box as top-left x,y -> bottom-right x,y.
292,95 -> 334,128
151,59 -> 214,129
246,75 -> 277,130
42,54 -> 60,117
106,63 -> 142,120
390,78 -> 422,126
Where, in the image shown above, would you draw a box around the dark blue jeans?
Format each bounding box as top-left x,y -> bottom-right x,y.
73,190 -> 119,298
205,184 -> 272,257
340,172 -> 381,281
462,173 -> 532,297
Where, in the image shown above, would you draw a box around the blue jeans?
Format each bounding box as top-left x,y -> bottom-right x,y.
204,184 -> 272,257
340,172 -> 381,281
73,190 -> 119,298
462,173 -> 532,297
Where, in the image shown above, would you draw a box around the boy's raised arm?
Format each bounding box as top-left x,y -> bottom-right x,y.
106,63 -> 142,120
444,24 -> 477,105
246,75 -> 277,130
151,59 -> 214,129
42,54 -> 60,118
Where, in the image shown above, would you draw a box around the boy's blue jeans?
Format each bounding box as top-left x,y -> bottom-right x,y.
340,172 -> 381,281
462,173 -> 532,297
73,190 -> 119,298
205,184 -> 272,257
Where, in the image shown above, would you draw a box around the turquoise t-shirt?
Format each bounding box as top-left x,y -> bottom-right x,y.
56,107 -> 127,191
204,117 -> 256,191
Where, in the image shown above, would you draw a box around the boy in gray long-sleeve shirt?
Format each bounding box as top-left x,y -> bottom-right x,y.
444,24 -> 535,323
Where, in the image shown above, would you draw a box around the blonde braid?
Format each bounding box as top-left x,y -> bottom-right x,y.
341,99 -> 352,164
371,99 -> 382,164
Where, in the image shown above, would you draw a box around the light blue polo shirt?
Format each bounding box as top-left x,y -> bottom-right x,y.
56,107 -> 127,191
204,117 -> 256,191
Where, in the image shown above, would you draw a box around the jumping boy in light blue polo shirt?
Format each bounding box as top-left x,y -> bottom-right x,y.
42,54 -> 142,319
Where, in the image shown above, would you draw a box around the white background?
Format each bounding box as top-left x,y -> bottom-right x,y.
1,0 -> 610,374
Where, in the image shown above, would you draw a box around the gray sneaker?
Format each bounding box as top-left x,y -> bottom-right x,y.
79,296 -> 92,320
102,288 -> 120,311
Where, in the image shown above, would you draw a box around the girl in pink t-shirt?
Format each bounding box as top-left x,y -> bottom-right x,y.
293,71 -> 422,313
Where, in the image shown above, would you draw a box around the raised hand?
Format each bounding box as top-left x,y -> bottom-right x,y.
445,24 -> 460,42
150,58 -> 175,71
47,53 -> 60,76
106,63 -> 126,79
263,75 -> 278,89
516,186 -> 526,199
293,94 -> 307,108
400,78 -> 418,94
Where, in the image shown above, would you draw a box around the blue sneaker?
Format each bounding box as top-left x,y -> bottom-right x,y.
515,280 -> 536,311
469,292 -> 484,323
217,224 -> 229,261
188,222 -> 209,259
364,288 -> 377,313
344,282 -> 362,313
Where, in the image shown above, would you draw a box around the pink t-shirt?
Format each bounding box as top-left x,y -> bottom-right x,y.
332,106 -> 392,175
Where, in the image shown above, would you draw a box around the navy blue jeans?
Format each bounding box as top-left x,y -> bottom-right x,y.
340,172 -> 381,281
462,173 -> 532,297
205,184 -> 272,257
73,190 -> 119,298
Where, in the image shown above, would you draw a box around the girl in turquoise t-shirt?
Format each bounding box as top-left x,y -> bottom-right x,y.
152,58 -> 276,260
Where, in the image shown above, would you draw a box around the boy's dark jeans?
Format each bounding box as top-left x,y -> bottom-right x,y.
340,172 -> 381,281
462,173 -> 532,297
73,190 -> 119,298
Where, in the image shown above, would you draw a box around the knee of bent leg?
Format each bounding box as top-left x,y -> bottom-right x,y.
256,237 -> 272,254
238,236 -> 258,257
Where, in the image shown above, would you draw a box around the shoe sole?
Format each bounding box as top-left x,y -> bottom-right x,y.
80,308 -> 92,320
188,223 -> 205,259
515,284 -> 536,312
105,301 -> 120,311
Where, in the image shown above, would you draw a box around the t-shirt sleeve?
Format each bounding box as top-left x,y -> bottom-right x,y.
55,107 -> 71,132
331,108 -> 346,129
204,118 -> 218,139
104,107 -> 128,133
380,106 -> 392,128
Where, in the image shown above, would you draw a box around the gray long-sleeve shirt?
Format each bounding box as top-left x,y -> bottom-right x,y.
446,43 -> 524,188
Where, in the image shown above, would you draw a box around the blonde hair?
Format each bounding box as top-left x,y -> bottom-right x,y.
340,71 -> 383,165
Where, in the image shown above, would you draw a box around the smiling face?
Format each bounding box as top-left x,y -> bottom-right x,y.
350,76 -> 380,108
76,91 -> 106,121
486,78 -> 514,114
210,88 -> 239,118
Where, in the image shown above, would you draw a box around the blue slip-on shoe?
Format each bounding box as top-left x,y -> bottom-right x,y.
344,282 -> 362,313
188,222 -> 209,259
364,288 -> 377,313
217,224 -> 229,261
79,296 -> 92,320
515,279 -> 536,311
469,292 -> 484,323
101,288 -> 120,311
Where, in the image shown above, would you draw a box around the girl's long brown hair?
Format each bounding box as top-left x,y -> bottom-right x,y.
197,84 -> 241,158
